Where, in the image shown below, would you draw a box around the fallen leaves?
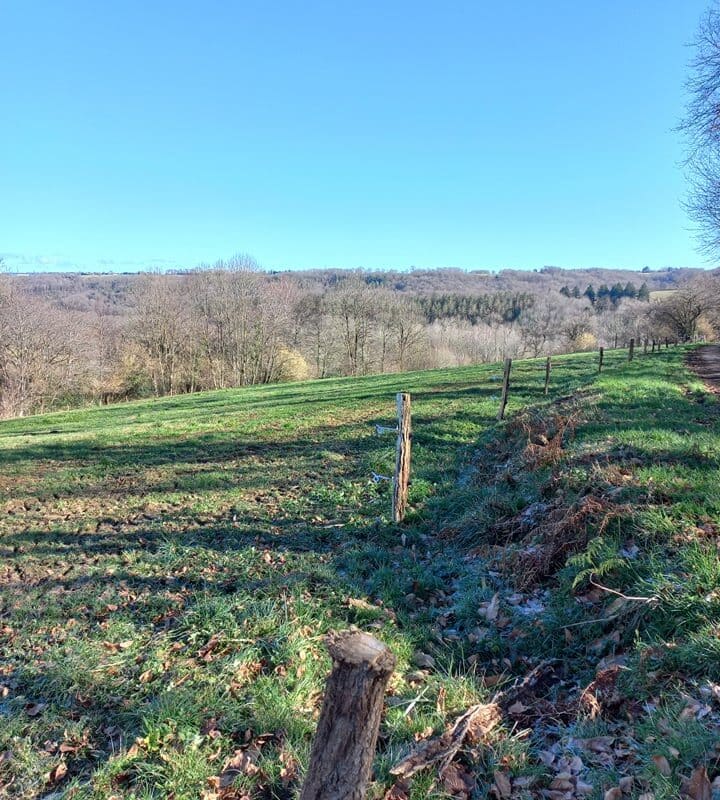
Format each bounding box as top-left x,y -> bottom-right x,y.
102,639 -> 133,653
45,761 -> 68,785
441,762 -> 474,798
391,702 -> 501,780
412,651 -> 436,669
682,766 -> 712,800
492,770 -> 512,798
384,779 -> 411,800
651,754 -> 671,777
218,750 -> 260,787
24,702 -> 46,717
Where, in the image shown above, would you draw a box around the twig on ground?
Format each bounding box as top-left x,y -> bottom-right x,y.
389,660 -> 556,780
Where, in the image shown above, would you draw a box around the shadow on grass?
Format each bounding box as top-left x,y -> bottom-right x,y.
0,348 -> 700,796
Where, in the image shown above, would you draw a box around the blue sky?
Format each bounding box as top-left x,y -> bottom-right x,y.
0,1 -> 712,273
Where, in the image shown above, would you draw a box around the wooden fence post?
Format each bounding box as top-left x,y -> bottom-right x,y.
543,356 -> 551,395
498,358 -> 512,421
392,393 -> 411,524
628,338 -> 635,361
598,346 -> 604,373
299,631 -> 396,800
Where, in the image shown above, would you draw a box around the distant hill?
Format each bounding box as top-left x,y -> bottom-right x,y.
11,266 -> 704,315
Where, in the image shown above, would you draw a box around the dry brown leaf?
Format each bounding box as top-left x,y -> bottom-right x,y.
46,762 -> 68,785
579,736 -> 614,754
682,766 -> 712,800
652,755 -> 672,777
413,726 -> 433,742
384,780 -> 411,800
550,773 -> 575,792
604,789 -> 622,800
484,593 -> 500,622
218,750 -> 259,788
442,762 -> 474,798
103,640 -> 133,653
279,750 -> 299,785
492,770 -> 512,799
538,750 -> 555,767
412,651 -> 435,669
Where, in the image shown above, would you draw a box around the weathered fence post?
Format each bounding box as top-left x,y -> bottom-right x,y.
299,631 -> 396,800
392,393 -> 411,524
598,346 -> 604,373
543,356 -> 551,395
498,358 -> 512,421
628,338 -> 635,361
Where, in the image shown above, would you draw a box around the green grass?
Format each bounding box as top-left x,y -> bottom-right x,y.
1,346 -> 718,799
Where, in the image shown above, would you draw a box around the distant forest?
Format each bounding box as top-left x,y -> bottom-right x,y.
0,263 -> 716,418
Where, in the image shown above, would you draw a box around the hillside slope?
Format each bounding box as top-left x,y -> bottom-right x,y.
0,347 -> 718,799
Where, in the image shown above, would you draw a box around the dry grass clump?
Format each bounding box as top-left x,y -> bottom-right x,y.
497,494 -> 624,590
507,405 -> 584,469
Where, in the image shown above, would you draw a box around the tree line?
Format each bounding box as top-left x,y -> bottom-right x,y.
0,260 -> 717,419
560,281 -> 650,307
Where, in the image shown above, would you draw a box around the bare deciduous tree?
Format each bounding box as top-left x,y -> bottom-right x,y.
681,8 -> 720,256
0,273 -> 82,417
651,283 -> 715,341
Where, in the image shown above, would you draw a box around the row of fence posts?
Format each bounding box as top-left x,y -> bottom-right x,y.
302,338 -> 686,798
497,337 -> 678,419
628,336 -> 674,361
384,338 -> 680,518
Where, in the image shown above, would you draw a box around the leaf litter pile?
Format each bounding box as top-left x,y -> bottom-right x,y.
1,349 -> 720,799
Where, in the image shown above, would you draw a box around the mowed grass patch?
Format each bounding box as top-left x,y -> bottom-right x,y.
0,347 -> 702,799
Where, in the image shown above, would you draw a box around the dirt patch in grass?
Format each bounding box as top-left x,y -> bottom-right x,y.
687,343 -> 720,393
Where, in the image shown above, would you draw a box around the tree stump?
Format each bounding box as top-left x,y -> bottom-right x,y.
300,631 -> 396,800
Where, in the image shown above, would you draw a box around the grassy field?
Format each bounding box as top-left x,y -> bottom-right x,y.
1,347 -> 719,799
648,289 -> 677,301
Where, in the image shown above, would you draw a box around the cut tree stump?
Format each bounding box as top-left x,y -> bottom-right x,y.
299,631 -> 396,800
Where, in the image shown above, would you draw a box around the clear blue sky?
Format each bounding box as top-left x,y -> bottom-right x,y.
0,1 -> 712,272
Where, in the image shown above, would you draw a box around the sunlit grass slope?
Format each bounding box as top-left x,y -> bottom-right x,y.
1,347 -> 716,799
